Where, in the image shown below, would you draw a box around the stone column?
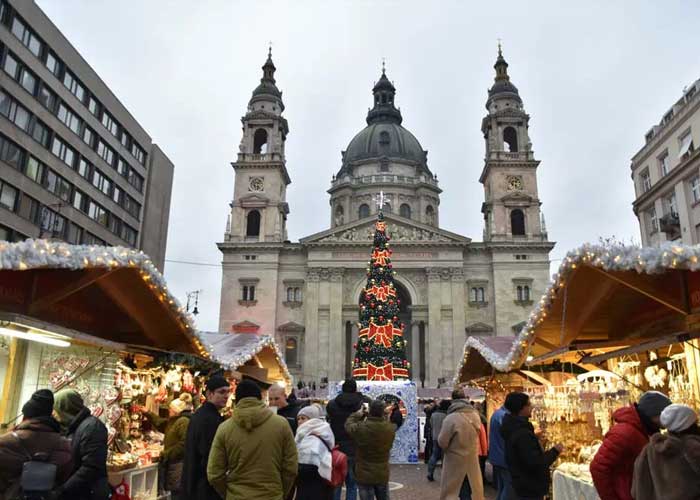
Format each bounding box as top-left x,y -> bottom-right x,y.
411,322 -> 420,382
426,267 -> 442,386
451,268 -> 467,373
304,269 -> 321,382
329,268 -> 345,381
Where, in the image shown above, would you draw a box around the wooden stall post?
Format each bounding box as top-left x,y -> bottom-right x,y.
0,338 -> 28,427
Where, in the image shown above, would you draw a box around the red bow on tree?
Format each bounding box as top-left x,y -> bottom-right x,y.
359,320 -> 403,348
365,285 -> 396,302
372,249 -> 390,266
367,362 -> 395,381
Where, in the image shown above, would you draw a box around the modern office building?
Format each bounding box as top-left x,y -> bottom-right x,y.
0,0 -> 173,270
632,77 -> 700,247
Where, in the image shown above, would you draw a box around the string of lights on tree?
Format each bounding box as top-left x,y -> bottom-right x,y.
454,241 -> 700,382
352,192 -> 409,381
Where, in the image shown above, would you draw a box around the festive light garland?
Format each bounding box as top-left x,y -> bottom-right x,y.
454,241 -> 700,382
196,332 -> 292,382
0,239 -> 207,358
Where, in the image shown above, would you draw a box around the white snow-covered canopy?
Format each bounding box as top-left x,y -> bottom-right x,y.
197,332 -> 291,384
455,242 -> 700,383
0,239 -> 206,356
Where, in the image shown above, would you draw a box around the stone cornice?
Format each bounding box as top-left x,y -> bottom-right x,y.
231,161 -> 291,185
478,160 -> 540,184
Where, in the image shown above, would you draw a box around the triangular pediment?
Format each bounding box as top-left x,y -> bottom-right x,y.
465,322 -> 494,334
301,214 -> 470,245
231,320 -> 260,333
501,192 -> 534,204
277,321 -> 305,333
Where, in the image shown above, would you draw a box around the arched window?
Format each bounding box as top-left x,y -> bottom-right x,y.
334,206 -> 344,226
384,202 -> 391,213
400,203 -> 411,219
425,205 -> 435,225
253,129 -> 268,154
379,131 -> 390,146
246,210 -> 261,237
294,287 -> 302,302
359,204 -> 370,218
511,209 -> 525,236
503,127 -> 518,152
285,337 -> 298,365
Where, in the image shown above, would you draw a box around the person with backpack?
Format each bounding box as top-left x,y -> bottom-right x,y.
0,389 -> 72,499
294,404 -> 337,500
52,389 -> 110,500
207,379 -> 298,500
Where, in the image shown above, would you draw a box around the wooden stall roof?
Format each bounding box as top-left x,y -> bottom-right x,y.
455,243 -> 700,381
455,336 -> 523,383
0,240 -> 206,356
197,332 -> 291,383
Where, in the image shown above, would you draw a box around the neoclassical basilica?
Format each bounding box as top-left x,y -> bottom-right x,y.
218,47 -> 554,387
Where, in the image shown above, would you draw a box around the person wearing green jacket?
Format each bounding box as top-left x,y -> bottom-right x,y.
207,380 -> 298,500
345,400 -> 397,500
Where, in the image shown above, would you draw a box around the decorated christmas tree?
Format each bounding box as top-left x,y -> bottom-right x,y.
352,199 -> 409,381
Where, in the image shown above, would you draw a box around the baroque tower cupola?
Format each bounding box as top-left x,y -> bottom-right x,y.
225,48 -> 291,243
480,44 -> 548,242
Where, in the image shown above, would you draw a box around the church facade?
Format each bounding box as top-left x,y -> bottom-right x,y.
218,48 -> 554,387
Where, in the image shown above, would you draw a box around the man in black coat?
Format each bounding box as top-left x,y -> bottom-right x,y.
181,375 -> 230,500
326,379 -> 370,500
53,389 -> 110,500
500,392 -> 563,500
268,385 -> 307,434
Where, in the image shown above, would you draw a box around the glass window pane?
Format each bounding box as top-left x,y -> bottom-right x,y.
0,90 -> 10,116
13,105 -> 30,130
3,53 -> 18,78
28,35 -> 41,57
26,157 -> 43,182
10,18 -> 25,41
46,52 -> 58,74
20,70 -> 36,94
0,183 -> 18,211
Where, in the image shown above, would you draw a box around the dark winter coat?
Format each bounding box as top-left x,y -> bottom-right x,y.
430,409 -> 447,441
631,430 -> 700,500
500,413 -> 560,498
277,400 -> 306,435
0,417 -> 73,499
59,407 -> 110,500
345,411 -> 396,485
590,405 -> 652,500
182,402 -> 224,500
327,392 -> 370,457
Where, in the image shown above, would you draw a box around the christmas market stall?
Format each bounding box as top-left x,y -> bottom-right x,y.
0,239 -> 209,499
196,331 -> 292,390
458,242 -> 700,497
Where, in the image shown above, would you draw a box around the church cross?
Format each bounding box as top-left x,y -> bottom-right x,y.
375,191 -> 388,210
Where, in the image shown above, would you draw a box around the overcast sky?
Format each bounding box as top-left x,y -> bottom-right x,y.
37,1 -> 700,331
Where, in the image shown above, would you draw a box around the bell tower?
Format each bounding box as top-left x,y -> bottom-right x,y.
226,48 -> 291,243
480,45 -> 547,242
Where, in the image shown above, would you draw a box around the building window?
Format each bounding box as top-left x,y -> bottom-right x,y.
88,96 -> 99,116
57,103 -> 82,134
45,51 -> 60,77
72,190 -> 84,211
0,182 -> 18,211
11,16 -> 42,57
25,157 -> 45,183
515,254 -> 528,260
666,192 -> 678,216
37,84 -> 57,111
50,137 -> 76,168
120,130 -> 131,149
511,209 -> 526,236
399,203 -> 411,219
101,110 -> 119,137
503,126 -> 518,152
648,207 -> 659,233
62,70 -> 85,102
691,176 -> 700,204
77,158 -> 91,179
285,337 -> 298,366
127,170 -> 143,192
131,143 -> 145,165
92,169 -> 112,196
66,223 -> 82,244
31,119 -> 50,147
3,53 -> 18,79
0,134 -> 24,169
88,201 -> 108,226
640,170 -> 651,193
679,130 -> 694,159
121,224 -> 137,246
124,195 -> 141,219
253,129 -> 268,154
358,203 -> 370,218
470,287 -> 485,303
242,285 -> 256,301
45,170 -> 72,202
19,68 -> 37,95
97,140 -> 115,166
425,205 -> 435,225
117,157 -> 128,176
0,93 -> 31,132
516,285 -> 531,302
82,126 -> 95,147
659,152 -> 670,177
246,210 -> 261,237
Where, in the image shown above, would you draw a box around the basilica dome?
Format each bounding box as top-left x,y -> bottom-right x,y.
344,122 -> 425,165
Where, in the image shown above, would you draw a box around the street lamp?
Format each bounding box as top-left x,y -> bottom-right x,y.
186,290 -> 202,316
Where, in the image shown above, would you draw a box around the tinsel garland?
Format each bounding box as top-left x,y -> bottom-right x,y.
0,239 -> 206,356
454,241 -> 700,381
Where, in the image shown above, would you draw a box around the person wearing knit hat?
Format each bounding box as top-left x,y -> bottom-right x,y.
591,391 -> 672,500
0,389 -> 73,497
632,403 -> 700,500
294,403 -> 335,500
182,376 -> 229,500
207,375 -> 298,500
52,388 -> 111,500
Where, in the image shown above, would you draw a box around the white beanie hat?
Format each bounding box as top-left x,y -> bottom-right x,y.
660,404 -> 698,433
297,404 -> 322,420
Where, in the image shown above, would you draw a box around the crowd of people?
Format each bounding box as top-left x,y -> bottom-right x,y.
1,377 -> 699,500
